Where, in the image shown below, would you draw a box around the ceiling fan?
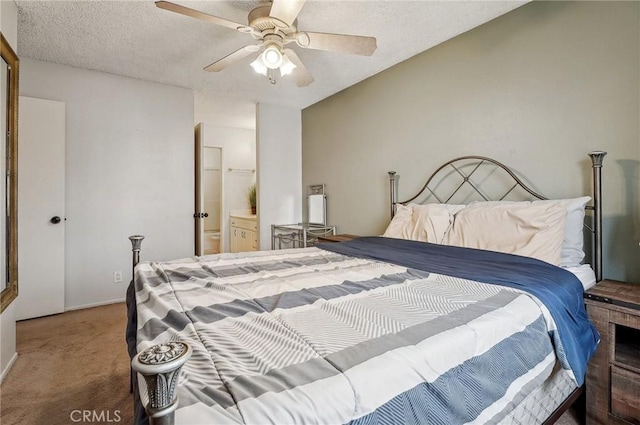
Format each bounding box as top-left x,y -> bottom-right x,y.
155,0 -> 377,87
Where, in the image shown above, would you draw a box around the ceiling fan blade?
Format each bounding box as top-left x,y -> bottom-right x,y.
156,1 -> 246,32
269,0 -> 307,27
204,45 -> 261,72
298,32 -> 377,56
284,49 -> 314,87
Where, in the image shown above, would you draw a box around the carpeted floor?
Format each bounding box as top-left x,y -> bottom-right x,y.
0,302 -> 583,425
0,303 -> 133,425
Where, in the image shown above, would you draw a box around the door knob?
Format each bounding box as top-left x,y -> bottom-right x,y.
50,216 -> 62,224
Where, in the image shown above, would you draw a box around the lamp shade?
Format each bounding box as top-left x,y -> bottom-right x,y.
279,55 -> 297,76
250,56 -> 268,75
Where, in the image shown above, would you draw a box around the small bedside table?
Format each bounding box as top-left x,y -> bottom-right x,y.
317,234 -> 360,243
584,279 -> 640,424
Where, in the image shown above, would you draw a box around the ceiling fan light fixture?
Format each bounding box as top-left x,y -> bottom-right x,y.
279,55 -> 297,76
262,43 -> 283,69
250,56 -> 268,75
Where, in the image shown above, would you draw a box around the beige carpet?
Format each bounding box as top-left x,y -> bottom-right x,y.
0,302 -> 583,425
0,303 -> 133,425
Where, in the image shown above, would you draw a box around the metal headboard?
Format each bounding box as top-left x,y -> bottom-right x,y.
388,151 -> 606,282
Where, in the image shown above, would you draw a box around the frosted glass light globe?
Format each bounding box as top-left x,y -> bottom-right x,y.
262,45 -> 283,69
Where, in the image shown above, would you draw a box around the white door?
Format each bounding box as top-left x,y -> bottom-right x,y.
15,96 -> 65,320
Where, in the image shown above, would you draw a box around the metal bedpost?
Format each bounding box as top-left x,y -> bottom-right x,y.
588,151 -> 606,282
127,235 -> 145,394
132,342 -> 192,425
388,171 -> 397,218
271,225 -> 275,250
129,235 -> 145,280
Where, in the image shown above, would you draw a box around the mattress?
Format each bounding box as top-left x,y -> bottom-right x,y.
501,364 -> 577,424
133,238 -> 598,425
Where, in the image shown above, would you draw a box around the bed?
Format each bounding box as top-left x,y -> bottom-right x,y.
127,152 -> 606,425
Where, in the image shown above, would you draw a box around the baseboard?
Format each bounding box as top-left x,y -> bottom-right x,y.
64,298 -> 125,312
0,352 -> 18,384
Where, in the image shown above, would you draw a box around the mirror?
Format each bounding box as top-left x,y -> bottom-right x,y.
1,32 -> 19,313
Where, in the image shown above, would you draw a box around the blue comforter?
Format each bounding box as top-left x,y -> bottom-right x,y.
317,236 -> 599,385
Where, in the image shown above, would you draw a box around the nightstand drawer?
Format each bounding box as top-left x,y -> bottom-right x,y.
611,365 -> 640,424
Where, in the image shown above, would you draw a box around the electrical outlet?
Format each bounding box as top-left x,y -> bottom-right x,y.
113,271 -> 122,283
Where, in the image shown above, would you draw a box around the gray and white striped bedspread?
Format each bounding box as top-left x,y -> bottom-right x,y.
135,247 -> 562,424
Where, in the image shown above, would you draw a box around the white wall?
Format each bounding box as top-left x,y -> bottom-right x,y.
0,0 -> 18,382
200,124 -> 256,252
302,1 -> 640,282
195,91 -> 256,130
256,104 -> 302,250
20,59 -> 194,310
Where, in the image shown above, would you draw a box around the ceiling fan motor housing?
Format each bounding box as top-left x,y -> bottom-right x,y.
248,5 -> 297,35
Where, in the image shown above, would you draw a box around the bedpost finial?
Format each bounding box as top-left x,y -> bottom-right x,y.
388,171 -> 396,180
588,151 -> 607,167
132,342 -> 192,420
129,235 -> 145,251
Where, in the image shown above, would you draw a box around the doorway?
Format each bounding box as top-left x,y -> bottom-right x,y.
195,123 -> 223,256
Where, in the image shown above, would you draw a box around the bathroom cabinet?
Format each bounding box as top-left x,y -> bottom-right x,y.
230,213 -> 258,253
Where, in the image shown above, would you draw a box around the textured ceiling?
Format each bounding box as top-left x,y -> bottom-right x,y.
16,1 -> 528,127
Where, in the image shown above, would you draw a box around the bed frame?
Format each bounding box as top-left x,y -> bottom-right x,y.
128,151 -> 606,425
389,151 -> 606,282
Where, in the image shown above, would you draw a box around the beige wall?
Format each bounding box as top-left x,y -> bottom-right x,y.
302,1 -> 640,282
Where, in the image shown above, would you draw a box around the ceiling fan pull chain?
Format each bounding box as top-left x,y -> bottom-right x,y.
268,68 -> 277,85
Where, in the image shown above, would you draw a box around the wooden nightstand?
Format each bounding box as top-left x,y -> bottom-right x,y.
317,234 -> 360,243
584,279 -> 640,424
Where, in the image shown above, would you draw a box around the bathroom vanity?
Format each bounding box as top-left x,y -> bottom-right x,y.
229,212 -> 258,253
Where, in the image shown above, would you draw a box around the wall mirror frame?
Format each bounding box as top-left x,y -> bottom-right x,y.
1,32 -> 19,313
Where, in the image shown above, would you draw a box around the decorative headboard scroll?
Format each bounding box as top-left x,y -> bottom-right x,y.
388,156 -> 548,216
388,152 -> 606,281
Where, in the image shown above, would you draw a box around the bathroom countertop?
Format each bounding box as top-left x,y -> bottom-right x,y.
230,211 -> 257,220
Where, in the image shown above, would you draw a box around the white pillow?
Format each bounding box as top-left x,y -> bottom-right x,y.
440,204 -> 467,215
444,201 -> 566,265
382,204 -> 414,240
409,203 -> 454,243
383,203 -> 453,243
445,197 -> 590,267
532,197 -> 590,267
